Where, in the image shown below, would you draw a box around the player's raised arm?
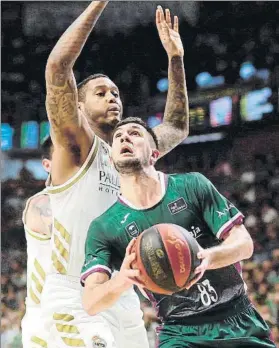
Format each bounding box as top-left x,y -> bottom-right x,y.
45,1 -> 108,182
153,6 -> 189,157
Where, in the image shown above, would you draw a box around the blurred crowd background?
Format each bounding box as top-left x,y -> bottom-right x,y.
1,1 -> 279,347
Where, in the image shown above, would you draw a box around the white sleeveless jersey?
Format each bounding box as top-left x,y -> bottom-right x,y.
22,189 -> 52,308
46,136 -> 119,278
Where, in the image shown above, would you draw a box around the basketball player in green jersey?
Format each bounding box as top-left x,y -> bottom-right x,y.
81,117 -> 275,348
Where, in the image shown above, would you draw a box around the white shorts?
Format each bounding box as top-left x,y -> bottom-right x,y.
21,307 -> 50,348
40,274 -> 149,348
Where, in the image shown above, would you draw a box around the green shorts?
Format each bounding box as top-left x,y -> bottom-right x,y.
157,301 -> 275,348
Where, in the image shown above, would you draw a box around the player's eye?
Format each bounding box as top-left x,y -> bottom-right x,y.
114,132 -> 121,138
130,130 -> 140,136
112,91 -> 119,98
96,92 -> 105,97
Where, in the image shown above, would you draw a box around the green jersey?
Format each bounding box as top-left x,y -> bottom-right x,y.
81,172 -> 246,324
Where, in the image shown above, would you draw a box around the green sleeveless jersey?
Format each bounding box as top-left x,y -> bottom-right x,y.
81,172 -> 246,323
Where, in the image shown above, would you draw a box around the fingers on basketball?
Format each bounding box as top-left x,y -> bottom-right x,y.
122,252 -> 136,270
126,238 -> 136,256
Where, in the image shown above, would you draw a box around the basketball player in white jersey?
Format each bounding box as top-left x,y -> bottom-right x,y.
21,136 -> 53,348
42,1 -> 189,347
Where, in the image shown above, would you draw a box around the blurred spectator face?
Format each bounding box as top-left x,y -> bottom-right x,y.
245,279 -> 254,291
78,77 -> 123,131
272,249 -> 279,261
253,269 -> 265,284
261,204 -> 278,224
266,224 -> 277,240
262,260 -> 273,273
258,282 -> 268,296
10,261 -> 21,273
248,291 -> 257,306
242,271 -> 249,281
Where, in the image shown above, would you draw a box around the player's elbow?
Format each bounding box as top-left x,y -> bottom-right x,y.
242,236 -> 254,260
82,295 -> 98,316
45,56 -> 71,79
82,284 -> 104,316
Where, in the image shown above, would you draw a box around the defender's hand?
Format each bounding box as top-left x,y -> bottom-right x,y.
156,6 -> 184,59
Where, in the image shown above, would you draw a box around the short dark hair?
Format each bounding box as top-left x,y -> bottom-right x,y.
41,135 -> 53,160
77,74 -> 110,102
113,117 -> 159,149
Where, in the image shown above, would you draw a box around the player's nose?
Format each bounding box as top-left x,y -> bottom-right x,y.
107,93 -> 117,103
120,133 -> 132,143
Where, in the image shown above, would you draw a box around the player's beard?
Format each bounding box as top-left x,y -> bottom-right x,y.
114,157 -> 148,175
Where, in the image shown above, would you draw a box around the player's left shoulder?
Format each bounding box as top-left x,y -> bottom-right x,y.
168,171 -> 207,186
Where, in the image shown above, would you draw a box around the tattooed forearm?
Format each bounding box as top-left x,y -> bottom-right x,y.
153,56 -> 189,157
45,1 -> 108,145
164,56 -> 189,130
47,1 -> 108,72
45,72 -> 79,146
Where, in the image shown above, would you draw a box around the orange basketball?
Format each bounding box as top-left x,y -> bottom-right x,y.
132,224 -> 200,295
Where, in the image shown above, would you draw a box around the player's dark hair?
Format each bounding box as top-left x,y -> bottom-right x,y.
41,135 -> 53,160
77,74 -> 110,101
113,117 -> 159,149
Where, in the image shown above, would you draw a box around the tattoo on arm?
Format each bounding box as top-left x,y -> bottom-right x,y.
153,56 -> 189,156
45,70 -> 79,148
45,1 -> 108,147
31,197 -> 53,236
164,56 -> 189,128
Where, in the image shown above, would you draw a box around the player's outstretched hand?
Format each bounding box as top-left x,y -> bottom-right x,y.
118,239 -> 143,289
156,5 -> 184,58
185,247 -> 212,290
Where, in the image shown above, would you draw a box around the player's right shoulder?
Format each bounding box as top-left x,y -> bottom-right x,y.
23,190 -> 48,215
23,191 -> 52,240
27,190 -> 48,208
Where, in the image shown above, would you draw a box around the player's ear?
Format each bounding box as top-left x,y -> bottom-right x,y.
42,159 -> 51,173
150,149 -> 160,165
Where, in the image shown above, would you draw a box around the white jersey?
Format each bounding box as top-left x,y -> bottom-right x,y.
42,136 -> 147,348
46,135 -> 119,278
22,189 -> 52,308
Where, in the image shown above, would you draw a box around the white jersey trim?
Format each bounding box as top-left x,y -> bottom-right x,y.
47,135 -> 99,194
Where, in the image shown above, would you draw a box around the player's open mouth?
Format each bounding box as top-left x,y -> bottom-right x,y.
120,145 -> 133,155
